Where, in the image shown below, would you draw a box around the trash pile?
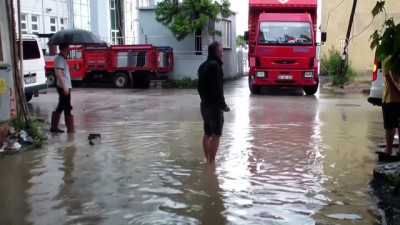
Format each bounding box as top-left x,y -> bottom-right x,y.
0,129 -> 36,155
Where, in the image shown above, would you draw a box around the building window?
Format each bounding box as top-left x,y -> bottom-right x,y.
31,15 -> 39,34
73,0 -> 90,30
221,20 -> 232,49
111,30 -> 118,44
50,17 -> 57,32
60,18 -> 65,30
110,0 -> 115,9
21,14 -> 28,34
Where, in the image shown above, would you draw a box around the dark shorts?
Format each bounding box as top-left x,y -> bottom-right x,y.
382,102 -> 400,129
200,105 -> 224,136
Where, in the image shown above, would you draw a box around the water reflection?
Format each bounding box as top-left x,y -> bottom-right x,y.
219,93 -> 326,224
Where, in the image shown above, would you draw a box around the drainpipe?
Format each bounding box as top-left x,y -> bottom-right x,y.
42,0 -> 46,33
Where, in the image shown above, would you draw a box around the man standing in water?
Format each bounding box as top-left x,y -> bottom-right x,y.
50,44 -> 76,133
197,42 -> 230,164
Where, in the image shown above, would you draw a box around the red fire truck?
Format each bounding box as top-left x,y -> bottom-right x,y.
45,44 -> 173,88
244,0 -> 326,95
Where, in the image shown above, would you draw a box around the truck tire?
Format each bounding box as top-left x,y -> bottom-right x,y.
303,78 -> 319,95
142,73 -> 150,89
25,93 -> 33,102
46,71 -> 57,87
248,76 -> 260,94
113,72 -> 129,88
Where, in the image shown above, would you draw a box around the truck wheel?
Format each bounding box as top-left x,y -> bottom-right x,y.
46,71 -> 57,87
303,78 -> 319,95
25,93 -> 33,102
143,73 -> 150,89
248,76 -> 260,94
113,73 -> 129,88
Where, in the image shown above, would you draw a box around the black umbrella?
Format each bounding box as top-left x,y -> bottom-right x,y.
47,29 -> 103,45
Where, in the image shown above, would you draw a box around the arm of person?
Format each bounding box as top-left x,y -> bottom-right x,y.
386,72 -> 400,97
210,63 -> 229,111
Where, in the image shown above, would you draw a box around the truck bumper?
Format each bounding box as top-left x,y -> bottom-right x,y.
25,83 -> 48,94
252,77 -> 318,86
250,68 -> 318,86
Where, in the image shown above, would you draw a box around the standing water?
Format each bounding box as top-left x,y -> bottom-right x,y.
0,78 -> 382,225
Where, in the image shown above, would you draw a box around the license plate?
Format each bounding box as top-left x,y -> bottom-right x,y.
278,75 -> 293,80
24,77 -> 36,84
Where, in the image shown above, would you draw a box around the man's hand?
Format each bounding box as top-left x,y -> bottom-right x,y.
63,87 -> 69,96
223,106 -> 230,112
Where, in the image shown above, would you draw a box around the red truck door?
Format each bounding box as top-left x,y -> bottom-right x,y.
67,46 -> 85,80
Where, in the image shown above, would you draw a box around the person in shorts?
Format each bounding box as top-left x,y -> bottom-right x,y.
197,42 -> 230,164
381,55 -> 400,155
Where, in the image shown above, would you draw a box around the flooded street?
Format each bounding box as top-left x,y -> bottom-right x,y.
0,77 -> 383,225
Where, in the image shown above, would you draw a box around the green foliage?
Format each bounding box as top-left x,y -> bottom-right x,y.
236,35 -> 246,48
172,77 -> 198,89
370,1 -> 400,75
155,0 -> 232,41
387,172 -> 400,196
10,117 -> 46,149
321,46 -> 356,87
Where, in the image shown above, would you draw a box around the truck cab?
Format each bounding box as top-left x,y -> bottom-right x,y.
245,0 -> 326,95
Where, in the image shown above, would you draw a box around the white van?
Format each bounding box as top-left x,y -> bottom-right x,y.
367,58 -> 383,106
17,35 -> 47,102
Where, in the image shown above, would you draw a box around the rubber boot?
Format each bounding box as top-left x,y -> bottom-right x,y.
50,111 -> 65,133
65,115 -> 75,133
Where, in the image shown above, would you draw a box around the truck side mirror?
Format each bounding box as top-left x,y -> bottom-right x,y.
321,32 -> 327,43
244,31 -> 249,42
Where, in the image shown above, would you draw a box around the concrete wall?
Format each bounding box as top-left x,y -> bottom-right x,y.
321,0 -> 400,75
138,8 -> 238,80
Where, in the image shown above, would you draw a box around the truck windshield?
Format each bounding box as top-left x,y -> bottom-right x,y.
258,21 -> 312,46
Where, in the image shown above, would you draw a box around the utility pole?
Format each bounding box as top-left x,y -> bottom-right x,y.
338,0 -> 358,83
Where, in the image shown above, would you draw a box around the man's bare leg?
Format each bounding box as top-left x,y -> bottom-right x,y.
203,135 -> 211,162
385,128 -> 396,154
208,135 -> 221,164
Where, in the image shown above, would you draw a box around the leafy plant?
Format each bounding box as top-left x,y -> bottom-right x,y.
370,1 -> 400,76
321,46 -> 356,87
387,172 -> 400,196
10,117 -> 46,149
236,35 -> 246,48
155,0 -> 232,41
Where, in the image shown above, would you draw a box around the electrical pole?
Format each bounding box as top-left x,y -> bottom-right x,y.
338,0 -> 358,83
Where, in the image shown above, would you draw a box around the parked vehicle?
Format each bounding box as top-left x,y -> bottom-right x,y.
367,58 -> 383,106
45,44 -> 173,88
244,0 -> 326,95
17,35 -> 48,102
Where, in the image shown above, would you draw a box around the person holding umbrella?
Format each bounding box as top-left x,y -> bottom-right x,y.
50,44 -> 76,133
48,29 -> 103,133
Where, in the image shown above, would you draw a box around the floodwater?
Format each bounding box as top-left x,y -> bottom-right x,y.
0,77 -> 384,225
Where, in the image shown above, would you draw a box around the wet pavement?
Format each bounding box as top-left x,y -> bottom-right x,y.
0,77 -> 384,225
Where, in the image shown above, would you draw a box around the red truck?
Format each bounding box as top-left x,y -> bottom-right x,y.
45,44 -> 173,88
244,0 -> 326,95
